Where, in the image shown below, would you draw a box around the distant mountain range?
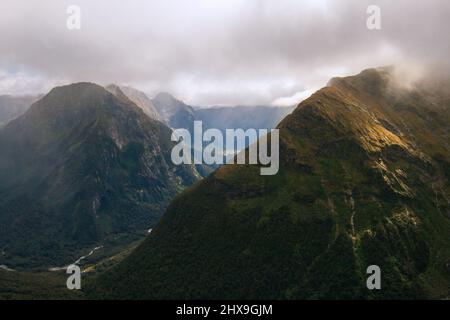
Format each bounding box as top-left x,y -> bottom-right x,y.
150,92 -> 294,157
151,91 -> 294,144
195,105 -> 294,132
1,87 -> 293,129
90,67 -> 450,299
1,87 -> 293,145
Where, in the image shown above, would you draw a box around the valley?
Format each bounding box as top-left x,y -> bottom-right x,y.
0,67 -> 448,300
1,0 -> 449,303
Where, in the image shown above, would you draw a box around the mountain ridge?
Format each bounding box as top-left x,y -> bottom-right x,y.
89,67 -> 450,299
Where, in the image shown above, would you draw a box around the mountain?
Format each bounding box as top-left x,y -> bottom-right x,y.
195,105 -> 294,132
0,83 -> 203,269
0,95 -> 38,126
89,67 -> 450,299
152,92 -> 197,131
106,85 -> 160,120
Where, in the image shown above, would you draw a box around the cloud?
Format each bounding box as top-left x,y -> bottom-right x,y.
0,70 -> 54,95
0,0 -> 449,105
271,89 -> 318,107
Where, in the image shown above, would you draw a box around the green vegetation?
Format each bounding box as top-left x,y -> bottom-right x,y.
88,68 -> 450,299
0,270 -> 83,300
0,83 -> 204,269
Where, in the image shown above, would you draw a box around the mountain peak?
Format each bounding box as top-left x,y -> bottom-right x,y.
49,82 -> 105,96
0,81 -> 203,268
327,67 -> 393,87
117,86 -> 161,120
22,82 -> 112,118
39,82 -> 108,105
152,92 -> 195,126
105,83 -> 133,103
153,92 -> 180,105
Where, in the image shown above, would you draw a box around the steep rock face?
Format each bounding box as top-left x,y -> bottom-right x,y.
90,68 -> 450,299
152,92 -> 197,131
106,85 -> 160,121
0,83 -> 202,269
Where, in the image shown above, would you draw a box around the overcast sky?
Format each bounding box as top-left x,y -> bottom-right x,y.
0,0 -> 449,106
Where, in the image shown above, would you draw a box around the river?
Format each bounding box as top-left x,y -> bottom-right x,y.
49,246 -> 103,272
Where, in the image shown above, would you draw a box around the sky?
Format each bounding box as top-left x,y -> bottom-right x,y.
0,0 -> 449,106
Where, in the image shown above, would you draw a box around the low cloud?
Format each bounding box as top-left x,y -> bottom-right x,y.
271,89 -> 318,107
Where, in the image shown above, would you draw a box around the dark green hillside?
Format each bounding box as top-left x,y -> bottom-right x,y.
89,68 -> 450,299
0,269 -> 83,300
0,83 -> 203,269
